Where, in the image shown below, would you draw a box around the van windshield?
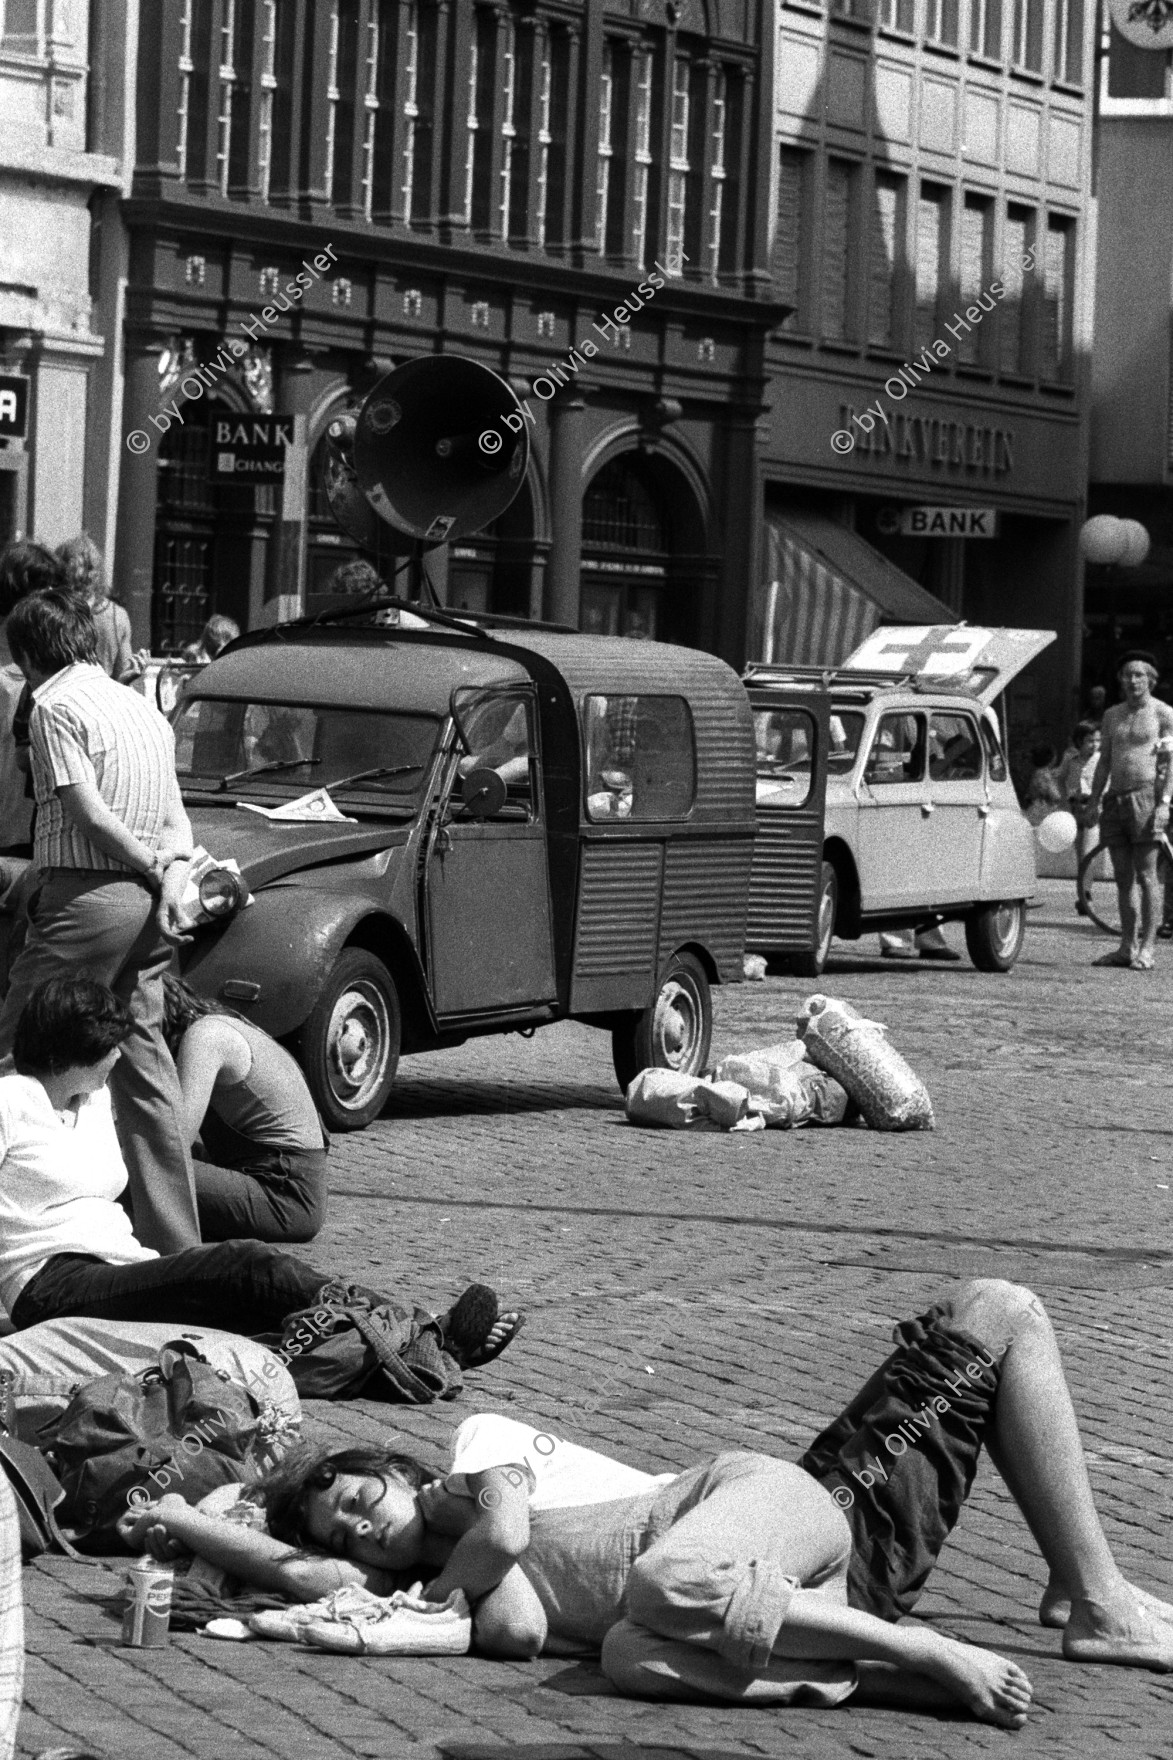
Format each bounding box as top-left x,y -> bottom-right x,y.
173,698 -> 442,809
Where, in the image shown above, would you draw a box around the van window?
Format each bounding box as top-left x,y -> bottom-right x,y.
980,717 -> 1008,782
864,712 -> 926,785
452,689 -> 536,818
754,708 -> 815,808
583,695 -> 696,821
827,710 -> 865,773
929,713 -> 983,782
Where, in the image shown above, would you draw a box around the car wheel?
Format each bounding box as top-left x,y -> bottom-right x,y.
792,861 -> 838,978
611,951 -> 713,1095
965,901 -> 1026,973
296,947 -> 401,1131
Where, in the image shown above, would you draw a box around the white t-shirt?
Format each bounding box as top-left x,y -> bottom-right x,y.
448,1414 -> 676,1510
0,1074 -> 157,1314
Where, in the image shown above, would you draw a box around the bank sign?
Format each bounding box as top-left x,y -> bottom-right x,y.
881,506 -> 999,538
210,416 -> 294,480
0,376 -> 29,441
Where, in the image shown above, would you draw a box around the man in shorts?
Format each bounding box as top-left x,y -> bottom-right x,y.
1086,651 -> 1173,970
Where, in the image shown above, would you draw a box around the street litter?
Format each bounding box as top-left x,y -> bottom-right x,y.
798,994 -> 934,1131
237,786 -> 357,824
625,1042 -> 848,1132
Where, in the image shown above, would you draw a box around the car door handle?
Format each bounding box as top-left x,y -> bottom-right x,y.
435,825 -> 452,855
921,801 -> 934,816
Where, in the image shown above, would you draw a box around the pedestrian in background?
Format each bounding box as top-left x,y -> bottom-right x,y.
0,542 -> 67,858
1087,651 -> 1173,970
1022,744 -> 1063,820
1059,720 -> 1101,915
182,613 -> 240,666
0,590 -> 200,1251
56,532 -> 144,684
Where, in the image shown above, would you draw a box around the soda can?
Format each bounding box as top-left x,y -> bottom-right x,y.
121,1557 -> 174,1648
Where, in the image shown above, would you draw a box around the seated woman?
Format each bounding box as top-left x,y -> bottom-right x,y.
0,976 -> 521,1392
162,977 -> 328,1245
117,1278 -> 1172,1729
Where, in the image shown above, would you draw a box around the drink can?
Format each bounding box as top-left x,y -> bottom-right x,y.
121,1557 -> 174,1647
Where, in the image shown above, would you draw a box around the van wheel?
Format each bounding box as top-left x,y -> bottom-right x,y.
611,951 -> 712,1095
296,948 -> 401,1130
965,901 -> 1026,972
792,861 -> 838,978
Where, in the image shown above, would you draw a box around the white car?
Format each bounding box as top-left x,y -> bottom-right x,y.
745,626 -> 1056,975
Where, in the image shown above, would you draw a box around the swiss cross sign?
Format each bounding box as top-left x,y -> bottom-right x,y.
0,376 -> 29,441
900,506 -> 998,538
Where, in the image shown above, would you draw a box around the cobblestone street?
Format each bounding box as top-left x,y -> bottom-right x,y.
18,881 -> 1173,1760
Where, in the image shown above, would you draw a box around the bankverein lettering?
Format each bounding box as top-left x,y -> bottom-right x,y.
838,406 -> 1014,475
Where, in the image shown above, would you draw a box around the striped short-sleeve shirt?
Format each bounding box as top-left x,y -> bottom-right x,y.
29,663 -> 182,872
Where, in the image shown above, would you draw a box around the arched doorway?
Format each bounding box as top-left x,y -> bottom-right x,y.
580,452 -> 709,644
152,401 -> 274,652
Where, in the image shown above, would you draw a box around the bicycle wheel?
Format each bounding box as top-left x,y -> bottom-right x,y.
1077,838 -> 1173,938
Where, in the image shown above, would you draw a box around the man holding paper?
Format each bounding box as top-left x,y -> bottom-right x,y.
0,590 -> 201,1251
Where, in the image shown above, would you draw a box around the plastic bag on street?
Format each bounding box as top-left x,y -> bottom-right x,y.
712,1042 -> 849,1128
624,1069 -> 764,1132
797,995 -> 934,1131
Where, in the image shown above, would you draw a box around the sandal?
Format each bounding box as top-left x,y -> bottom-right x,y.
459,1310 -> 526,1368
441,1283 -> 499,1365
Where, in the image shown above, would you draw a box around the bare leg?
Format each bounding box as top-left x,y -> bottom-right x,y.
950,1280 -> 1173,1668
1134,844 -> 1162,965
1109,843 -> 1139,960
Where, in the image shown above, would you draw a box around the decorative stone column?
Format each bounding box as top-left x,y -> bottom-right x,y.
544,391 -> 585,626
261,346 -> 320,627
114,331 -> 166,648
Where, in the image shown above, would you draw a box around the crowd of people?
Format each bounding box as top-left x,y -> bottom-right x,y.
0,534 -> 1169,1748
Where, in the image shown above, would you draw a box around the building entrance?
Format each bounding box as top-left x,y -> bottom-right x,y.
580,453 -> 708,644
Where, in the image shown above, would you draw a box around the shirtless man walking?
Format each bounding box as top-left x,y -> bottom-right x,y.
1087,651 -> 1173,970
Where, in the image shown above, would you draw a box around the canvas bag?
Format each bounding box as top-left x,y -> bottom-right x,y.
42,1342 -> 266,1536
275,1282 -> 464,1403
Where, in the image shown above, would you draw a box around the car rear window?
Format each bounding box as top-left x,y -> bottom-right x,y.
754,708 -> 816,808
929,713 -> 983,782
864,712 -> 926,785
583,695 -> 696,821
173,698 -> 441,803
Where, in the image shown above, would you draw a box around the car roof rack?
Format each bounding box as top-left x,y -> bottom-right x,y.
742,662 -> 987,699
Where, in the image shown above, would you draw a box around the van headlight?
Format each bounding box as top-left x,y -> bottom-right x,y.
198,869 -> 245,919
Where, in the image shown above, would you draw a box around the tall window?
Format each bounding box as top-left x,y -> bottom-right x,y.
876,0 -> 915,27
596,42 -> 614,250
358,6 -> 381,218
665,55 -> 690,270
498,14 -> 517,239
462,28 -> 479,224
914,184 -> 947,352
959,195 -> 992,363
533,30 -> 553,245
256,0 -> 278,200
1041,215 -> 1074,380
401,1 -> 420,219
0,0 -> 42,53
631,45 -> 654,267
924,0 -> 959,46
707,69 -> 727,278
1012,0 -> 1043,70
999,204 -> 1032,373
176,0 -> 195,176
969,0 -> 1002,56
822,159 -> 855,342
867,172 -> 903,347
322,0 -> 340,200
774,146 -> 809,321
1052,0 -> 1083,82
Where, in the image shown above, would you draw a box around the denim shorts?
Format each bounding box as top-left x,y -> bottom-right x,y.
797,1301 -> 1001,1621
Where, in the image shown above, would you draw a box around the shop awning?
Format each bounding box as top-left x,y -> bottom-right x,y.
752,512 -> 956,666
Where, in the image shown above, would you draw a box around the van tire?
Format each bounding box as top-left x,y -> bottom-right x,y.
792,861 -> 838,978
965,901 -> 1027,972
611,951 -> 712,1095
296,948 -> 402,1130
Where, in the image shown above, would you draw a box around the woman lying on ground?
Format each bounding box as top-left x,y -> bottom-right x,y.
162,976 -> 329,1245
0,977 -> 522,1390
117,1277 -> 1173,1731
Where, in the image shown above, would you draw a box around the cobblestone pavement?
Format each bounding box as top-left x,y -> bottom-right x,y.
17,881 -> 1173,1760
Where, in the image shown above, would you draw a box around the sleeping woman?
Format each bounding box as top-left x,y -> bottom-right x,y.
116,1277 -> 1173,1729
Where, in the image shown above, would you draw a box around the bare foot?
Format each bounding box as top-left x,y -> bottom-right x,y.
1041,1580 -> 1173,1630
1064,1592 -> 1173,1670
912,1630 -> 1032,1729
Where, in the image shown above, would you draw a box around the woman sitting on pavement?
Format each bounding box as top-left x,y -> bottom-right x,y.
117,1277 -> 1172,1730
162,976 -> 328,1245
0,976 -> 522,1383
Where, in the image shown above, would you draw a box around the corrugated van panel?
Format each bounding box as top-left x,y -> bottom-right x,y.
660,839 -> 754,979
570,841 -> 663,997
746,813 -> 822,951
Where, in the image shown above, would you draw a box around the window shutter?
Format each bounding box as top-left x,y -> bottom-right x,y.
822,160 -> 852,341
775,147 -> 806,313
1000,209 -> 1028,374
867,177 -> 900,346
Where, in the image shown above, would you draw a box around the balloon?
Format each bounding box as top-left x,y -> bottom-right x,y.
1036,810 -> 1078,853
1079,515 -> 1126,566
1118,519 -> 1151,568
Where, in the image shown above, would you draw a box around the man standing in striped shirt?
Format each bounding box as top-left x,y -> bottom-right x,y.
0,591 -> 199,1252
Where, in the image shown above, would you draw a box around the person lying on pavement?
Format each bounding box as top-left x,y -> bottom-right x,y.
0,975 -> 522,1375
116,1277 -> 1172,1730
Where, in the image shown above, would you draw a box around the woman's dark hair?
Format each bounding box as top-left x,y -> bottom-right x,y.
13,978 -> 133,1077
257,1444 -> 435,1550
0,541 -> 67,617
6,589 -> 98,673
161,974 -> 234,1057
1072,719 -> 1098,746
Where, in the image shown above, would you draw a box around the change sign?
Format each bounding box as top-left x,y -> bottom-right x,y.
899,506 -> 998,538
0,376 -> 29,441
210,415 -> 294,481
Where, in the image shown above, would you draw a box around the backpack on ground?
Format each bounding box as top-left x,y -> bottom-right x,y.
42,1342 -> 267,1539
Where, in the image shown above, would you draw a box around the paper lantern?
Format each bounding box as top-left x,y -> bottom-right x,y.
1079,515 -> 1126,566
1118,519 -> 1151,567
1036,810 -> 1078,853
